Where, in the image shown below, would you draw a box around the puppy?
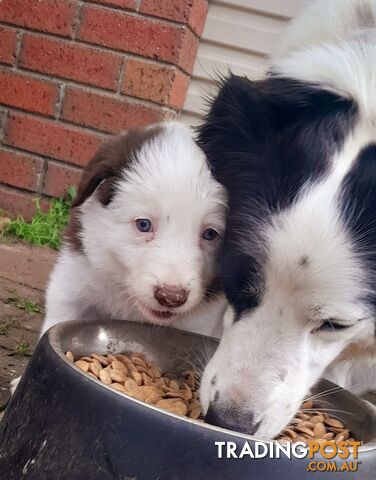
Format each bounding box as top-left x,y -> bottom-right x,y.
198,0 -> 376,439
42,122 -> 227,338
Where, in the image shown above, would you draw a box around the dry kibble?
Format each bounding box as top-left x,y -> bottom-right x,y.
313,422 -> 326,438
324,418 -> 344,429
68,350 -> 359,445
99,369 -> 112,385
110,369 -> 128,383
111,383 -> 126,393
92,354 -> 109,366
89,362 -> 101,377
130,370 -> 143,386
66,351 -> 74,362
142,372 -> 153,386
74,360 -> 89,372
169,380 -> 180,392
277,404 -> 358,445
111,360 -> 128,373
124,378 -> 138,391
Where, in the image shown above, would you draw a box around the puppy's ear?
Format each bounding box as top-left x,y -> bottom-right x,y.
72,126 -> 162,208
72,136 -> 127,208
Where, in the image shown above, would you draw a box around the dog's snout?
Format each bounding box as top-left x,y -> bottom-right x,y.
154,285 -> 189,308
205,402 -> 261,436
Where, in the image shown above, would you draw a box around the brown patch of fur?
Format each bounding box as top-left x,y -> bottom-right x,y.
355,1 -> 375,28
65,125 -> 163,252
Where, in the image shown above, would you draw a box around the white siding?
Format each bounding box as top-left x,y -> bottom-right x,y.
181,0 -> 302,126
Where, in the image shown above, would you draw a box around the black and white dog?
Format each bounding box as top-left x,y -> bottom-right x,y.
198,0 -> 376,439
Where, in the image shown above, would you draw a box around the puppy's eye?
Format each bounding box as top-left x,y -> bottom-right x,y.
312,319 -> 353,333
135,218 -> 152,233
202,228 -> 219,241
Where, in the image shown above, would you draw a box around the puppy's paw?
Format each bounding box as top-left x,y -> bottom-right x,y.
10,376 -> 21,395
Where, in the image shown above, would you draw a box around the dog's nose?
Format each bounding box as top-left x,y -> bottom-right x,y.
205,402 -> 261,436
154,285 -> 188,308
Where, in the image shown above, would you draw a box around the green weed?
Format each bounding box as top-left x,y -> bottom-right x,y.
1,186 -> 76,250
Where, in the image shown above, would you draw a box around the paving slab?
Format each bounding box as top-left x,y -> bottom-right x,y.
0,241 -> 56,412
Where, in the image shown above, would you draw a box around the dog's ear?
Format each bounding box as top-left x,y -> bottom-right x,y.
196,74 -> 273,206
72,126 -> 162,208
72,136 -> 128,208
197,74 -> 269,165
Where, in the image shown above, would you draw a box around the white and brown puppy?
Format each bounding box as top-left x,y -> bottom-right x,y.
42,122 -> 227,337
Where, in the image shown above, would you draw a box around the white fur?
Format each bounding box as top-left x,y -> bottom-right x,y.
200,0 -> 376,439
42,122 -> 227,341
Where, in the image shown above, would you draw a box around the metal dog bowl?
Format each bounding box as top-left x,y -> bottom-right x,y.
0,320 -> 375,480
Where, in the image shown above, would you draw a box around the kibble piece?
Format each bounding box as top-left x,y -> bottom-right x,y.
110,369 -> 127,383
313,422 -> 326,438
111,360 -> 128,373
324,418 -> 344,429
189,406 -> 202,420
130,386 -> 159,402
131,357 -> 147,368
99,369 -> 112,385
66,351 -> 74,362
111,383 -> 126,393
142,372 -> 153,386
80,356 -> 94,362
169,380 -> 180,392
89,362 -> 101,377
310,415 -> 324,424
130,370 -> 142,386
92,354 -> 109,366
74,360 -> 89,372
124,378 -> 138,391
296,426 -> 315,437
150,364 -> 162,378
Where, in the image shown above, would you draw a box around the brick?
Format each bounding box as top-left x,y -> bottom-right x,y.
0,0 -> 77,38
4,112 -> 104,167
0,26 -> 18,65
122,59 -> 189,108
88,0 -> 137,9
0,185 -> 49,221
62,86 -> 164,133
0,150 -> 44,191
78,5 -> 198,73
43,162 -> 82,197
20,34 -> 123,91
140,0 -> 208,36
0,70 -> 59,117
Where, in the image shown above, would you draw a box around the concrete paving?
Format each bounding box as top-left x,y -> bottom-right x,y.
0,241 -> 56,413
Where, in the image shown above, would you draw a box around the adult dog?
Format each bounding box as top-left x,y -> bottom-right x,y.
198,0 -> 376,439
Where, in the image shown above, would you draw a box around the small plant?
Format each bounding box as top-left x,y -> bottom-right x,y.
1,186 -> 76,250
0,319 -> 16,336
5,290 -> 44,314
14,341 -> 31,356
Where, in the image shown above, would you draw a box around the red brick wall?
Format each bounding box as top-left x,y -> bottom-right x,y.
0,0 -> 208,219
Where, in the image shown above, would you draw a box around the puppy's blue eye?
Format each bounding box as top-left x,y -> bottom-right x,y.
136,219 -> 152,233
202,228 -> 219,241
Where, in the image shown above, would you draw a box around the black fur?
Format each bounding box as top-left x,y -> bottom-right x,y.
340,144 -> 376,310
198,74 -> 358,317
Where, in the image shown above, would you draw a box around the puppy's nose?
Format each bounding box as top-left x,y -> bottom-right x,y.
154,285 -> 188,308
205,402 -> 261,436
